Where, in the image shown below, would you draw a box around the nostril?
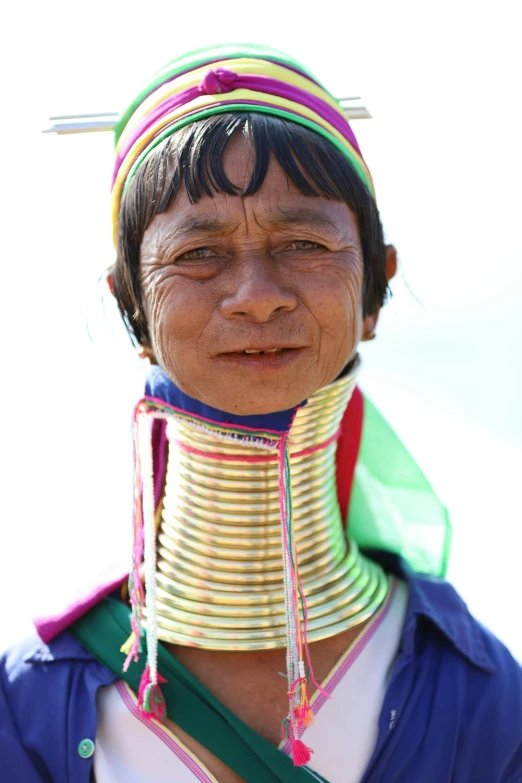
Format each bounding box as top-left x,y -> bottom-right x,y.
221,282 -> 297,321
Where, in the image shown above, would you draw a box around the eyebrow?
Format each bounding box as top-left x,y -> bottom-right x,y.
265,207 -> 340,233
155,206 -> 341,252
157,216 -> 233,247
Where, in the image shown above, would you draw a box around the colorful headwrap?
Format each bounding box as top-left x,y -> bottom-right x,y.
111,43 -> 375,245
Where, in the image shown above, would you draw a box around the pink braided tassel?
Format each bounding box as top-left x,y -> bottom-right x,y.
138,664 -> 167,720
123,407 -> 147,670
291,738 -> 313,766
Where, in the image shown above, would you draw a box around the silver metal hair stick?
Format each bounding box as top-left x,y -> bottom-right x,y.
42,99 -> 371,135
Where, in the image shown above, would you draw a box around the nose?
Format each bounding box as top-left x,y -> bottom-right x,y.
221,254 -> 298,322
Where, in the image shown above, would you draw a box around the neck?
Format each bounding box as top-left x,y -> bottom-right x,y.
151,359 -> 389,651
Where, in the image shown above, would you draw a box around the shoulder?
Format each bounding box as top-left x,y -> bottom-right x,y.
404,565 -> 522,697
407,571 -> 522,780
409,571 -> 522,678
371,552 -> 522,780
372,551 -> 522,689
1,632 -> 116,781
1,630 -> 115,698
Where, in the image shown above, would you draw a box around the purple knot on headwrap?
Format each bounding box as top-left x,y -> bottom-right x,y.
199,67 -> 238,95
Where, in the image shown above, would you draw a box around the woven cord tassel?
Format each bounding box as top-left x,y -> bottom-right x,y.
278,434 -> 314,764
137,410 -> 167,719
291,738 -> 314,766
122,403 -> 147,670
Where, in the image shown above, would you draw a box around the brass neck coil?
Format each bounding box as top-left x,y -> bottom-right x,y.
154,359 -> 389,650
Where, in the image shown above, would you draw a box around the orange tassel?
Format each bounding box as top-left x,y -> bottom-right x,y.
294,679 -> 313,728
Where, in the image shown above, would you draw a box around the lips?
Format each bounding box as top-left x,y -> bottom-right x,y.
214,346 -> 306,369
240,347 -> 284,355
218,345 -> 302,356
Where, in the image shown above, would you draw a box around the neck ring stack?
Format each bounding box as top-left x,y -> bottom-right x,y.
153,361 -> 389,651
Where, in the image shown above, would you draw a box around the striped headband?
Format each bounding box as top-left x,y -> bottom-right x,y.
112,43 -> 374,245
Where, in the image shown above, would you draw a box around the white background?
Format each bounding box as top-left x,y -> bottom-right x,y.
1,0 -> 521,657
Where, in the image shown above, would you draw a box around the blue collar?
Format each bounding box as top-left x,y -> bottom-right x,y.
24,630 -> 101,665
27,556 -> 494,674
145,365 -> 305,433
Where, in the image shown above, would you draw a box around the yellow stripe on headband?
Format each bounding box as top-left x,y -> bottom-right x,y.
112,90 -> 371,235
116,58 -> 349,153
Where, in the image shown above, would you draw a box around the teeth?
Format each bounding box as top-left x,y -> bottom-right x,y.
243,348 -> 283,354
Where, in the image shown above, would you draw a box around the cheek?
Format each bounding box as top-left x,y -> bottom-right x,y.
306,263 -> 364,348
144,274 -> 209,366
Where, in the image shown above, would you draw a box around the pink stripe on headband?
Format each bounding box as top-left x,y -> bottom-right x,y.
113,69 -> 361,189
126,57 -> 321,128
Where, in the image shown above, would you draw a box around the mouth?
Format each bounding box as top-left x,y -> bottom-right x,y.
238,347 -> 286,355
214,346 -> 306,369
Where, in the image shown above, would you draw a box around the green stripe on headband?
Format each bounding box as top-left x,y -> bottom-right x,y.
114,44 -> 325,146
120,104 -> 374,206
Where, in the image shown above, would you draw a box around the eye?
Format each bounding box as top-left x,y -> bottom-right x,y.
176,247 -> 216,262
288,240 -> 324,251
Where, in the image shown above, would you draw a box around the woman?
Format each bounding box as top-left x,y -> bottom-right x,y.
1,43 -> 521,783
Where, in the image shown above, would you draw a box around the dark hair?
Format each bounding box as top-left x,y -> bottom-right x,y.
111,113 -> 389,346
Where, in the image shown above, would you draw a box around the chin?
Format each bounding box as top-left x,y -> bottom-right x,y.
211,388 -> 312,416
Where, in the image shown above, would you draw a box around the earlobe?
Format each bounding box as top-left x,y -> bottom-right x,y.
360,245 -> 397,342
385,245 -> 398,282
361,313 -> 379,341
138,344 -> 157,363
107,273 -> 115,297
360,244 -> 397,342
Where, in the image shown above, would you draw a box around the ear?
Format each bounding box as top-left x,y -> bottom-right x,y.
107,272 -> 115,297
137,344 -> 157,363
385,244 -> 398,282
361,244 -> 398,341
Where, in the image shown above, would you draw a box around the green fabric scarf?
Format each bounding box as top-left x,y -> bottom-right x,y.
72,598 -> 328,783
350,395 -> 452,577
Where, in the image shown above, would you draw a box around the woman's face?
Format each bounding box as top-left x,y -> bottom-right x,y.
140,134 -> 370,415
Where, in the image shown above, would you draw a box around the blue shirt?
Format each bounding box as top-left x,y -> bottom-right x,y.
2,553 -> 522,783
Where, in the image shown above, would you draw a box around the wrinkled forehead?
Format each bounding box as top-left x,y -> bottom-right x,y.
141,152 -> 360,257
111,44 -> 373,246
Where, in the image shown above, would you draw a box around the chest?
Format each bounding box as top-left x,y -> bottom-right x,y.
93,582 -> 409,783
160,648 -> 330,783
94,636 -> 390,783
167,626 -> 363,747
